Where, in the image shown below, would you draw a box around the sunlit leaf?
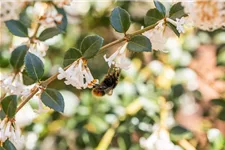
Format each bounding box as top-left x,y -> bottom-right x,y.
110,7 -> 131,33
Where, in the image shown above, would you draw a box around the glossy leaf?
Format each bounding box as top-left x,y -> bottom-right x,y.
167,22 -> 180,37
63,48 -> 82,67
10,45 -> 28,72
5,20 -> 28,37
127,35 -> 152,52
1,95 -> 17,118
153,0 -> 166,16
144,8 -> 164,26
41,88 -> 64,113
110,7 -> 131,33
169,2 -> 187,20
3,140 -> 16,150
38,28 -> 61,41
80,35 -> 104,59
24,52 -> 44,81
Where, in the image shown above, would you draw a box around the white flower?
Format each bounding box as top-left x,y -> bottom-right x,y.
35,2 -> 63,27
143,20 -> 175,52
57,58 -> 99,89
53,0 -> 72,8
28,40 -> 49,60
104,42 -> 131,70
140,125 -> 176,150
182,0 -> 225,31
0,118 -> 24,145
167,17 -> 187,33
0,73 -> 32,97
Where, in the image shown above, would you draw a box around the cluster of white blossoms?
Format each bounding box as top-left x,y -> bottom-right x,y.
27,40 -> 49,61
0,73 -> 31,98
34,2 -> 63,27
140,125 -> 180,150
104,42 -> 131,70
0,118 -> 24,145
182,0 -> 225,31
53,0 -> 72,8
57,58 -> 99,89
143,17 -> 188,52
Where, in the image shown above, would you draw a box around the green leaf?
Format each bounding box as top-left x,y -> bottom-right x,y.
5,20 -> 28,37
38,28 -> 61,41
24,52 -> 44,81
211,99 -> 225,108
144,8 -> 164,26
170,125 -> 193,141
56,7 -> 68,32
1,95 -> 17,118
80,35 -> 104,59
19,9 -> 31,28
167,22 -> 180,37
41,88 -> 64,113
127,35 -> 152,52
10,45 -> 28,72
63,48 -> 82,67
110,7 -> 131,33
169,2 -> 187,20
22,71 -> 36,85
154,0 -> 166,16
3,140 -> 16,150
218,109 -> 225,121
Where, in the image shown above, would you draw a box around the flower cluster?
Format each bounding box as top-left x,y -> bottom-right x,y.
28,40 -> 49,60
143,20 -> 172,52
0,118 -> 24,146
0,73 -> 31,98
104,42 -> 131,70
57,58 -> 99,89
182,0 -> 225,31
34,2 -> 63,27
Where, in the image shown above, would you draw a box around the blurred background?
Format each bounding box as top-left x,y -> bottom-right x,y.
0,0 -> 225,150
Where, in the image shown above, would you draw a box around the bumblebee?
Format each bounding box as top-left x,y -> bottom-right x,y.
92,67 -> 121,96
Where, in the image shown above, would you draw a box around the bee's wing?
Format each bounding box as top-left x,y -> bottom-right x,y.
104,86 -> 114,96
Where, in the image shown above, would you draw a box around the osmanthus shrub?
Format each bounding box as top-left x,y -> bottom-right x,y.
0,0 -> 224,149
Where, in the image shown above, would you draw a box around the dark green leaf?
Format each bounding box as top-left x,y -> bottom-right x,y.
0,109 -> 6,120
19,9 -> 31,28
1,95 -> 17,118
3,140 -> 16,150
170,125 -> 193,141
211,99 -> 225,108
10,45 -> 28,72
144,8 -> 164,26
5,20 -> 28,37
167,22 -> 180,37
154,0 -> 166,16
41,88 -> 64,113
110,7 -> 131,33
63,48 -> 82,67
22,71 -> 36,85
0,147 -> 6,150
38,28 -> 61,41
127,35 -> 152,52
169,2 -> 187,20
218,109 -> 225,121
56,7 -> 68,32
24,52 -> 44,81
80,35 -> 104,59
